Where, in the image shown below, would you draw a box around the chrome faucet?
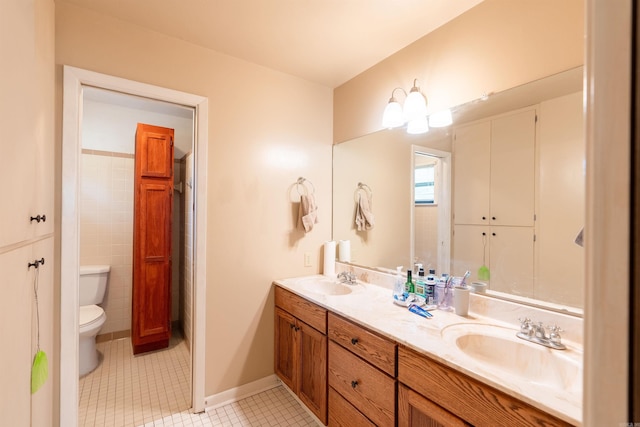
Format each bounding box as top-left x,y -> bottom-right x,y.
517,318 -> 566,350
337,271 -> 357,285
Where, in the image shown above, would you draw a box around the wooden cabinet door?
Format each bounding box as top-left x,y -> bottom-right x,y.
398,384 -> 468,427
274,307 -> 297,391
453,121 -> 491,225
490,109 -> 536,226
132,123 -> 174,354
298,320 -> 328,424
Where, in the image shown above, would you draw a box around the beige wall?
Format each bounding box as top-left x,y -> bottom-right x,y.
334,0 -> 584,143
79,151 -> 135,334
56,2 -> 333,397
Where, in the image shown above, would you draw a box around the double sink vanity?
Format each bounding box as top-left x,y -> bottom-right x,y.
273,268 -> 582,426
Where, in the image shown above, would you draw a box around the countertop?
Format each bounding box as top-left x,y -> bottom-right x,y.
274,274 -> 582,426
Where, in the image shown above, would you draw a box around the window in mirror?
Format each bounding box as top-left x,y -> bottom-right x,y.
414,161 -> 436,205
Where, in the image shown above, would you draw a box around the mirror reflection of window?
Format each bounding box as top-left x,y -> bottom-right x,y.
415,164 -> 435,204
414,155 -> 439,205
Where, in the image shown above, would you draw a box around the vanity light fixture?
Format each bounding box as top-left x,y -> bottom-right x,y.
382,79 -> 451,134
428,108 -> 453,127
407,116 -> 430,134
403,79 -> 428,123
382,87 -> 406,129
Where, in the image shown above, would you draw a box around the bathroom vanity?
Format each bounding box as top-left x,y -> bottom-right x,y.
273,275 -> 581,427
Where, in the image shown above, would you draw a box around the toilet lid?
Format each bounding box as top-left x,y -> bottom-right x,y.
79,305 -> 105,327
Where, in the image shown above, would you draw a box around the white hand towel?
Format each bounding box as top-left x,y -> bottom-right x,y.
355,193 -> 375,231
298,193 -> 319,233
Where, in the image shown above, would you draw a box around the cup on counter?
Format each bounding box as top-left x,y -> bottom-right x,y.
453,286 -> 470,316
470,282 -> 487,294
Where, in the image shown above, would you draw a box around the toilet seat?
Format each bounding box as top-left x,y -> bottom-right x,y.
79,305 -> 105,329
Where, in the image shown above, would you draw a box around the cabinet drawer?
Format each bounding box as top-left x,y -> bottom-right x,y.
328,313 -> 396,376
275,286 -> 327,333
398,346 -> 574,427
328,387 -> 375,427
328,341 -> 395,427
398,383 -> 469,427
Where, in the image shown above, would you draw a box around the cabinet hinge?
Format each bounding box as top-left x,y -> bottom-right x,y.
533,234 -> 537,242
534,214 -> 537,221
535,114 -> 538,123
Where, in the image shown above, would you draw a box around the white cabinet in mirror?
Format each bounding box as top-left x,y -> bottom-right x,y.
332,67 -> 584,313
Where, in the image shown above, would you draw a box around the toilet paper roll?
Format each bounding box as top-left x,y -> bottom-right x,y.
338,240 -> 351,262
323,241 -> 336,277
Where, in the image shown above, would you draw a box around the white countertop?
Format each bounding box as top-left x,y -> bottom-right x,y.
274,274 -> 582,426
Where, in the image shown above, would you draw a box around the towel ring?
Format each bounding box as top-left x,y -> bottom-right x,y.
354,182 -> 373,202
296,177 -> 315,196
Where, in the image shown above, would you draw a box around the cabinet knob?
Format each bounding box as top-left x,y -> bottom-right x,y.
482,232 -> 486,236
492,216 -> 496,220
351,380 -> 358,389
30,214 -> 46,223
482,216 -> 486,220
290,323 -> 296,330
351,338 -> 359,345
492,232 -> 496,236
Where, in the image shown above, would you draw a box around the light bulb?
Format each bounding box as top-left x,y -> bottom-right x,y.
429,109 -> 453,127
403,81 -> 428,122
407,116 -> 429,134
382,99 -> 404,128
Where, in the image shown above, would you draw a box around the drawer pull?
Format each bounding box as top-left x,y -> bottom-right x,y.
30,214 -> 46,223
351,380 -> 358,389
351,338 -> 359,345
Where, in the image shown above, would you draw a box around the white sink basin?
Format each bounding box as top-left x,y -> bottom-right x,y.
298,277 -> 356,296
441,323 -> 582,392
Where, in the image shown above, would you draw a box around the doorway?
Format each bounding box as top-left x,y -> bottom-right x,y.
411,146 -> 452,276
61,66 -> 208,426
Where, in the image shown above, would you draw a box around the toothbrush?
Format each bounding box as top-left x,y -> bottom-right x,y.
461,270 -> 471,287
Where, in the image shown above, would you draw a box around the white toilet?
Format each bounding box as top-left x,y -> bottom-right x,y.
79,265 -> 110,376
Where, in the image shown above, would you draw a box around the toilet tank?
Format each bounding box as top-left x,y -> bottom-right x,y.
79,265 -> 110,306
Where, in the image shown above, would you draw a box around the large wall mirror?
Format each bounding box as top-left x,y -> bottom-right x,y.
333,66 -> 584,313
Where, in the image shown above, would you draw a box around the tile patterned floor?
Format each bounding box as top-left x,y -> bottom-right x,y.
78,334 -> 319,426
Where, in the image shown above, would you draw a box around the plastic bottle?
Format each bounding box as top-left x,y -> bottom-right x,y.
404,269 -> 414,295
393,266 -> 405,301
425,269 -> 437,305
415,268 -> 426,298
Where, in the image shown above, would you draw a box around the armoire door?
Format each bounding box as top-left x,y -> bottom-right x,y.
132,123 -> 174,355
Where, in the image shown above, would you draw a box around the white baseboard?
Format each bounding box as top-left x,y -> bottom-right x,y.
204,374 -> 281,410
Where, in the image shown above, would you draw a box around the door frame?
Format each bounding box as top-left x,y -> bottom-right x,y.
410,145 -> 452,275
61,65 -> 209,426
